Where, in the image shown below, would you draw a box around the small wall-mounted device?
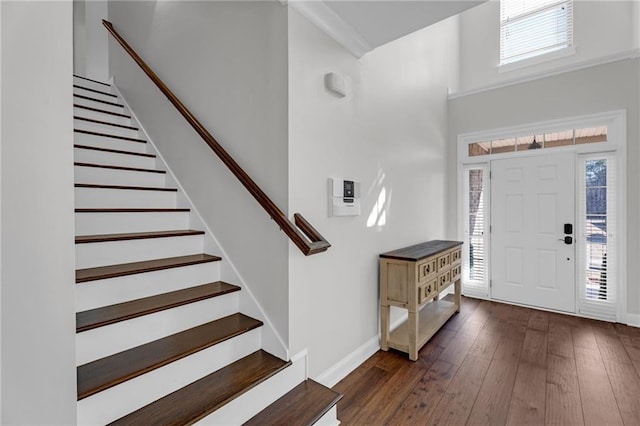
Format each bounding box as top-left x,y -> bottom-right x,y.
329,178 -> 361,217
324,72 -> 348,98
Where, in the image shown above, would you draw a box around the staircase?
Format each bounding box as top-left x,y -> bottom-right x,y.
73,75 -> 341,425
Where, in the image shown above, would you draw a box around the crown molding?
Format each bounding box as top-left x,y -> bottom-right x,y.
287,0 -> 372,59
449,48 -> 640,100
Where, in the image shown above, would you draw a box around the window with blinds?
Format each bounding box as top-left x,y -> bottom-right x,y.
463,165 -> 489,297
500,0 -> 573,65
578,154 -> 617,320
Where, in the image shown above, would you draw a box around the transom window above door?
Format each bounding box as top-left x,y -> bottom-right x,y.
468,126 -> 607,157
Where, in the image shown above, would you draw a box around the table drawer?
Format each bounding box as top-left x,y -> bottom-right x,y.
418,258 -> 437,282
451,264 -> 461,281
418,278 -> 438,305
438,270 -> 451,290
437,253 -> 451,270
450,248 -> 462,265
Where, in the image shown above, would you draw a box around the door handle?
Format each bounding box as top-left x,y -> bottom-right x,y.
557,236 -> 573,244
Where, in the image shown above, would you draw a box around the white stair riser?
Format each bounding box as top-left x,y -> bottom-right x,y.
74,119 -> 140,139
74,132 -> 148,154
74,107 -> 132,126
75,234 -> 204,269
74,96 -> 125,115
75,211 -> 189,235
76,292 -> 240,365
75,262 -> 221,311
77,329 -> 262,426
73,77 -> 113,92
197,355 -> 303,425
74,147 -> 156,169
314,406 -> 340,426
74,87 -> 119,103
74,165 -> 166,187
75,187 -> 177,209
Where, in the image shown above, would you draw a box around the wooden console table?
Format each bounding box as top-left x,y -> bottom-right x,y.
379,240 -> 463,361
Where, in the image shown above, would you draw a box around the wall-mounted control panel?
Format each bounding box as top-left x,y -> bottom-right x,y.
329,178 -> 361,217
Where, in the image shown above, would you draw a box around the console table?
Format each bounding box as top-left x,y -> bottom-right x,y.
379,240 -> 463,361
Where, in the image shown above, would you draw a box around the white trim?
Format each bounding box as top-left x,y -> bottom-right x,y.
449,48 -> 640,100
457,110 -> 627,323
627,313 -> 640,328
498,45 -> 576,74
314,335 -> 379,388
111,81 -> 289,361
287,0 -> 372,59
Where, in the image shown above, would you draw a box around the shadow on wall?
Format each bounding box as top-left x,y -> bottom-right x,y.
366,169 -> 392,229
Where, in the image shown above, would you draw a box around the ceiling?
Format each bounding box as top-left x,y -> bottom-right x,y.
288,0 -> 486,58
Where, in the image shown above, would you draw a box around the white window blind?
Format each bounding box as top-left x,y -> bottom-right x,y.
500,0 -> 573,65
462,165 -> 490,297
578,153 -> 617,320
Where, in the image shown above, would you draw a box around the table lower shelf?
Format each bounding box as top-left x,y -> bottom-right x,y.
387,300 -> 458,354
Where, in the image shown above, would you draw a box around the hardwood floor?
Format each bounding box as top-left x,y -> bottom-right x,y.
333,296 -> 640,425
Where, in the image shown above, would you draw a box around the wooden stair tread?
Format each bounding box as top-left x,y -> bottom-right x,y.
76,253 -> 220,283
77,313 -> 263,400
74,116 -> 139,131
76,229 -> 204,244
76,282 -> 240,332
74,183 -> 177,192
74,93 -> 124,108
243,379 -> 343,426
74,104 -> 131,119
109,350 -> 290,425
74,74 -> 111,87
73,84 -> 118,98
74,129 -> 146,143
74,162 -> 165,174
74,144 -> 154,157
75,208 -> 190,213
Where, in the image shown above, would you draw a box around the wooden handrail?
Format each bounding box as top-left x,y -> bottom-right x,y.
103,20 -> 330,256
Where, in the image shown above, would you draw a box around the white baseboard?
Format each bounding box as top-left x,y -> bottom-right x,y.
313,336 -> 380,388
627,313 -> 640,328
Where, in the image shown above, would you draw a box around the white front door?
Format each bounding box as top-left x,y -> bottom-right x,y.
491,152 -> 575,312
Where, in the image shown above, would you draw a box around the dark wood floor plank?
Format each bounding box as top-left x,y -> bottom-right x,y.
548,322 -> 574,359
77,313 -> 262,400
467,337 -> 523,425
574,346 -> 623,426
427,355 -> 491,425
571,323 -> 598,350
593,327 -> 632,365
336,366 -> 389,423
76,282 -> 240,332
111,350 -> 289,426
527,310 -> 549,331
545,354 -> 583,425
437,330 -> 479,367
243,379 -> 342,426
387,359 -> 457,425
601,357 -> 640,425
467,328 -> 501,360
76,254 -> 221,283
349,358 -> 426,425
506,329 -> 548,425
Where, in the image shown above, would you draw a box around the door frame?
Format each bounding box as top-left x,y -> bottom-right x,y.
456,110 -> 627,322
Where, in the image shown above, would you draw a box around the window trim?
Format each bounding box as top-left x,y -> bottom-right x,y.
499,0 -> 574,68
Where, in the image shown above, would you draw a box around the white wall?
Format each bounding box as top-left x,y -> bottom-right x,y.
288,9 -> 458,377
1,1 -> 76,423
108,1 -> 291,342
448,59 -> 640,319
457,0 -> 638,94
73,0 -> 86,76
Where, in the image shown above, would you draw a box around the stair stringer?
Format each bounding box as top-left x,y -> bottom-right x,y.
111,80 -> 288,361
